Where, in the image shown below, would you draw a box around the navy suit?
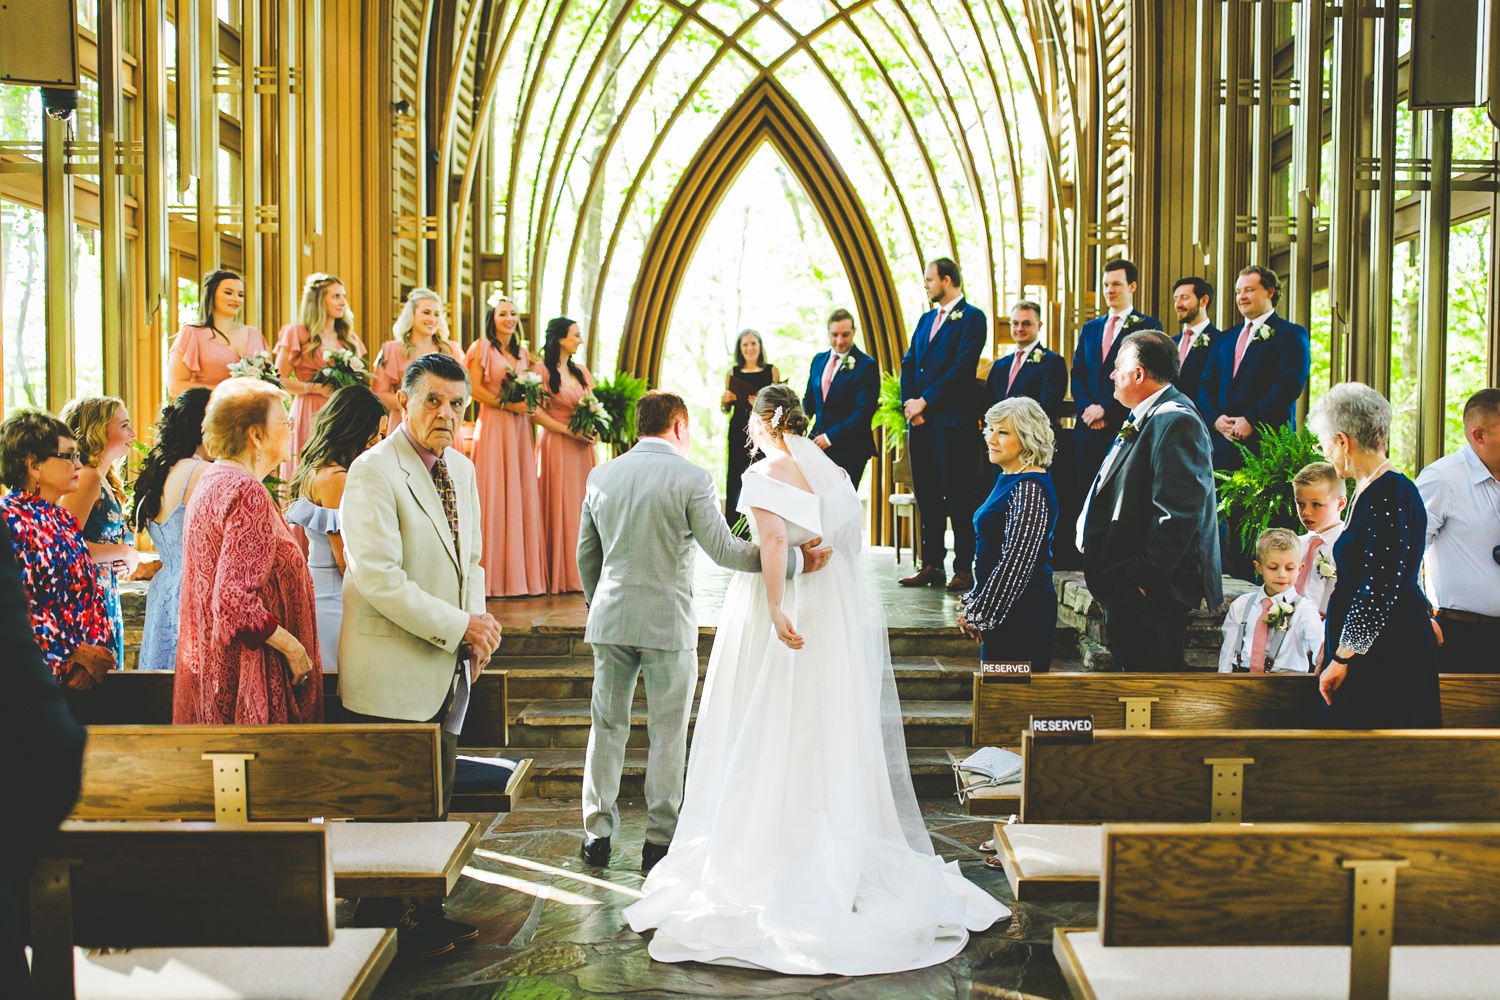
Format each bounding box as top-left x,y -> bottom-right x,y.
1071,311 -> 1161,489
1172,323 -> 1221,410
804,346 -> 879,489
1196,312 -> 1311,471
981,343 -> 1068,423
900,298 -> 987,576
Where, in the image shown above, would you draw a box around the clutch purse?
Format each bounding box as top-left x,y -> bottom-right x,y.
952,746 -> 1023,803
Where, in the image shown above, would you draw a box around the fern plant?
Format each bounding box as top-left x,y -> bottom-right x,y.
1215,423 -> 1339,552
591,370 -> 650,453
872,371 -> 907,453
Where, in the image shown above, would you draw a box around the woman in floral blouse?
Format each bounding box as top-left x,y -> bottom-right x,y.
0,410 -> 115,689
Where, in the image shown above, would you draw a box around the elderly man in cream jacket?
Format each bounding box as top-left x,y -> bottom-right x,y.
339,352 -> 502,957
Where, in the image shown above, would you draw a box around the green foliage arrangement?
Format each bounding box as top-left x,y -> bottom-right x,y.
592,370 -> 651,450
1216,423 -> 1342,552
872,371 -> 906,454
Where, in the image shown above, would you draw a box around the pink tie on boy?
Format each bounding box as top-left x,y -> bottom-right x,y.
1295,536 -> 1322,593
1248,597 -> 1273,673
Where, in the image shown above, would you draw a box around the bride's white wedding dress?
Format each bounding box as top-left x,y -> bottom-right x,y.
623,435 -> 1008,975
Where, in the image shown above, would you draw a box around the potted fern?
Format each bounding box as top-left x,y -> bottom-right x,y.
1216,423 -> 1344,553
872,371 -> 907,454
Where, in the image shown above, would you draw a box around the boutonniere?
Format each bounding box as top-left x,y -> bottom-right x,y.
1116,418 -> 1139,443
1314,550 -> 1337,580
840,354 -> 857,372
1265,597 -> 1296,632
1123,313 -> 1146,330
1189,330 -> 1212,351
1251,323 -> 1275,343
947,308 -> 965,323
1025,347 -> 1045,364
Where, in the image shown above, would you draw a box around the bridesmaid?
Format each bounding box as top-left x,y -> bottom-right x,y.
372,287 -> 461,435
129,388 -> 212,671
275,272 -> 365,483
286,386 -> 387,673
532,316 -> 596,594
59,396 -> 138,668
466,296 -> 548,597
718,329 -> 778,531
167,270 -> 268,396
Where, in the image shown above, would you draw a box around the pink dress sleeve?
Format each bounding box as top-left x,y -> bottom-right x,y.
274,324 -> 305,367
245,326 -> 268,355
578,363 -> 595,390
171,326 -> 208,374
373,341 -> 403,395
209,479 -> 281,648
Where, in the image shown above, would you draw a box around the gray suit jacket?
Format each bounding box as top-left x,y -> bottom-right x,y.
579,438 -> 789,650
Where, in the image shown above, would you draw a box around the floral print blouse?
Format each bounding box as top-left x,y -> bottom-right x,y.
1,490 -> 114,677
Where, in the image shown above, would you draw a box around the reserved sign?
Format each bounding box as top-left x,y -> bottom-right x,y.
1030,715 -> 1094,744
981,660 -> 1031,683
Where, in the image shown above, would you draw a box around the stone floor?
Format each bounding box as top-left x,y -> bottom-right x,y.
366,799 -> 1091,1000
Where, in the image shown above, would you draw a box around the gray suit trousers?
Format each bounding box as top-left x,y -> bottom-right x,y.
581,643 -> 697,845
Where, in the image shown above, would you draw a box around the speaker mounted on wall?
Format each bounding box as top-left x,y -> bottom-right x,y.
0,0 -> 81,89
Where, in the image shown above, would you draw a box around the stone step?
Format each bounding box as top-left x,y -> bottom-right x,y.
509,698 -> 973,750
510,746 -> 973,800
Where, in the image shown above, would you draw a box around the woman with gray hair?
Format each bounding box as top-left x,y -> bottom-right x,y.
958,396 -> 1059,672
1308,382 -> 1439,727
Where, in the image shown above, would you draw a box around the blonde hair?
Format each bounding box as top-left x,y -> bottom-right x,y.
391,287 -> 453,356
1255,527 -> 1301,563
298,272 -> 355,354
59,395 -> 127,496
982,396 -> 1055,469
1292,461 -> 1344,492
203,377 -> 288,462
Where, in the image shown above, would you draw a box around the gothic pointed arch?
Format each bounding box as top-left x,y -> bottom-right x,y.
620,74 -> 905,384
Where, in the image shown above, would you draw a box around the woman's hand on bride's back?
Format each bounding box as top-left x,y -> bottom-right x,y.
771,608 -> 804,649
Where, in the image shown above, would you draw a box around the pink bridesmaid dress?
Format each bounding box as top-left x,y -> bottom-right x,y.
534,360 -> 596,594
372,338 -> 461,435
274,324 -> 366,482
169,324 -> 269,391
465,340 -> 548,597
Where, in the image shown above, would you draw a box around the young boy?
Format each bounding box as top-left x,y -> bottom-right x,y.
1292,462 -> 1348,616
1218,528 -> 1324,673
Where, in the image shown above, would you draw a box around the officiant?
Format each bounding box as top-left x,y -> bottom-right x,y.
720,330 -> 780,532
803,308 -> 880,489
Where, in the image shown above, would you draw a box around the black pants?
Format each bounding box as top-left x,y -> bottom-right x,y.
909,423 -> 980,577
1073,431 -> 1113,500
1102,588 -> 1191,672
1436,615 -> 1500,674
344,701 -> 458,818
1050,433 -> 1082,570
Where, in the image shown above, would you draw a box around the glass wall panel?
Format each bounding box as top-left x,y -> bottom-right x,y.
1,200 -> 49,415
73,225 -> 104,397
1444,215 -> 1490,455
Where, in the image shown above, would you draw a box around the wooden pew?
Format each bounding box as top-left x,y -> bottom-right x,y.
71,724 -> 513,899
74,668 -> 513,746
994,728 -> 1500,901
1053,823 -> 1500,1000
31,822 -> 396,1000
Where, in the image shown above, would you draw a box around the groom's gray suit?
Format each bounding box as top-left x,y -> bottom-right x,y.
578,437 -> 794,846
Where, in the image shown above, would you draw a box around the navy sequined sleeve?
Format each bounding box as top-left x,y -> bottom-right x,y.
963,479 -> 1049,631
1338,482 -> 1413,655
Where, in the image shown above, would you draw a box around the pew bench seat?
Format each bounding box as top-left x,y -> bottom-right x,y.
327,820 -> 482,898
1053,931 -> 1500,1000
994,824 -> 1101,901
72,929 -> 395,1000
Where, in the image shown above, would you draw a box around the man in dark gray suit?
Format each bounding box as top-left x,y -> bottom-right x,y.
1078,330 -> 1223,671
576,392 -> 830,873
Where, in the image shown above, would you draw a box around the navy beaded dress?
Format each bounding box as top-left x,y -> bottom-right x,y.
962,471 -> 1058,670
1321,471 -> 1441,728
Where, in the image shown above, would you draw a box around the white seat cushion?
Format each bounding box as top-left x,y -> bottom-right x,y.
327,821 -> 471,874
1059,930 -> 1500,1000
74,927 -> 393,1000
1001,824 -> 1102,878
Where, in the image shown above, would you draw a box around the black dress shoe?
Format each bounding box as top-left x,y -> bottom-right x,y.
580,835 -> 611,867
395,904 -> 455,960
424,912 -> 479,944
641,841 -> 670,873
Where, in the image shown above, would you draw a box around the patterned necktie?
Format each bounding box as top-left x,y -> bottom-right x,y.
431,456 -> 461,561
1233,322 -> 1256,377
1101,315 -> 1121,366
1295,536 -> 1321,594
1248,597 -> 1274,673
821,353 -> 840,398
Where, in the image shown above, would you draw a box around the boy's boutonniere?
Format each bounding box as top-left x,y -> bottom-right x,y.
1117,418 -> 1139,443
1314,549 -> 1337,580
840,354 -> 857,372
1266,596 -> 1295,632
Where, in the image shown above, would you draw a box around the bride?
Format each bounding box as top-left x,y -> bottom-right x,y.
624,384 -> 1008,975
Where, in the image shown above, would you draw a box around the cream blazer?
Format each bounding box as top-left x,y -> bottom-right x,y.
337,430 -> 487,720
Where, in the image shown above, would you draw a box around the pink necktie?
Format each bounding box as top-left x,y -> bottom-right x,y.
1006,348 -> 1025,392
821,353 -> 839,397
1100,316 -> 1120,365
1179,330 -> 1194,365
1295,536 -> 1321,593
1248,597 -> 1273,673
927,307 -> 947,345
1232,322 -> 1255,377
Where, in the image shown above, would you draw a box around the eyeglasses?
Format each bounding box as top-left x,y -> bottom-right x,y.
45,451 -> 81,464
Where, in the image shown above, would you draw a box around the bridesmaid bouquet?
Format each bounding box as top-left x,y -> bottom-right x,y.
567,389 -> 611,440
228,351 -> 283,387
501,370 -> 549,410
312,348 -> 370,389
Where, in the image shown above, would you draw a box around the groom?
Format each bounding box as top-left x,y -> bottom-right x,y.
576,391 -> 831,872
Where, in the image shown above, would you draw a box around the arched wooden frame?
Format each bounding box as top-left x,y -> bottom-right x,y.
620,74 -> 904,382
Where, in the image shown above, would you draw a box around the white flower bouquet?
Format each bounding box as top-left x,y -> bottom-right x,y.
311,348 -> 370,389
567,389 -> 611,440
501,369 -> 549,410
228,351 -> 283,387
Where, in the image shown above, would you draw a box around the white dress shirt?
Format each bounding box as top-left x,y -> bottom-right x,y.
1416,445 -> 1500,616
1297,523 -> 1344,616
1217,586 -> 1323,673
1076,383 -> 1172,552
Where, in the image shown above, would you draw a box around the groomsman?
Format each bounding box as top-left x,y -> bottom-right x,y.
1071,259 -> 1161,526
899,258 -> 987,591
804,308 -> 880,488
1196,265 -> 1311,472
981,300 -> 1068,422
1170,276 -> 1219,411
